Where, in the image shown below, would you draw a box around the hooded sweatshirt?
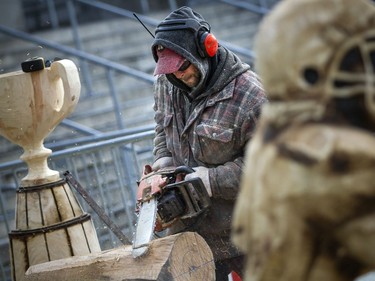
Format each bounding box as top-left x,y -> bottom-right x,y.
151,6 -> 268,260
151,6 -> 249,100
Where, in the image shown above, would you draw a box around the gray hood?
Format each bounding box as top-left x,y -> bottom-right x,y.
152,6 -> 249,100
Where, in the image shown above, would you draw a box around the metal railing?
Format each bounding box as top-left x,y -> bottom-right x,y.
219,0 -> 271,14
73,0 -> 256,61
0,22 -> 155,131
0,128 -> 155,280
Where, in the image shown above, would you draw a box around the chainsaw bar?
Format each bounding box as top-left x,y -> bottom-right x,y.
132,197 -> 158,258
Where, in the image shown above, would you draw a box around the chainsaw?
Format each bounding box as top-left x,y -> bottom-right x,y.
132,165 -> 211,258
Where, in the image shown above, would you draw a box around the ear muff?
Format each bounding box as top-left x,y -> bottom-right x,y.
199,31 -> 218,57
155,18 -> 218,58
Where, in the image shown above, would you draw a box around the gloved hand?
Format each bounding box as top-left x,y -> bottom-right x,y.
151,157 -> 173,171
185,166 -> 212,197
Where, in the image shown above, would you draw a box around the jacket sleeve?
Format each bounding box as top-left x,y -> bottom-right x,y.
209,73 -> 267,200
210,157 -> 244,200
209,108 -> 259,200
153,75 -> 173,161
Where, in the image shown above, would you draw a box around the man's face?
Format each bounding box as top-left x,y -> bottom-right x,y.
172,62 -> 201,88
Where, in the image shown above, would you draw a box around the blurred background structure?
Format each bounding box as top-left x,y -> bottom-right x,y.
0,1 -> 278,280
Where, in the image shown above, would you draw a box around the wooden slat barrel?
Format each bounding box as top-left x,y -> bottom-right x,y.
9,179 -> 101,281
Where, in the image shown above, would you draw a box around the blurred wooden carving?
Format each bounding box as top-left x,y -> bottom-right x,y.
232,0 -> 375,280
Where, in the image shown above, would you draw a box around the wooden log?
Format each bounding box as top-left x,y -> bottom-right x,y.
25,232 -> 215,281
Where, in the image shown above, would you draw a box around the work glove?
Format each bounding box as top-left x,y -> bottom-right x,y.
151,156 -> 173,171
185,166 -> 212,197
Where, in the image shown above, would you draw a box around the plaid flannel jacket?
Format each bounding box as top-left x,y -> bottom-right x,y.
153,69 -> 267,199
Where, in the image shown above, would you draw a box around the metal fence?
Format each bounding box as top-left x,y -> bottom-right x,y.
0,128 -> 155,280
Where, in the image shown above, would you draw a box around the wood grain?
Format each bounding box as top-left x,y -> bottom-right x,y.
25,232 -> 215,281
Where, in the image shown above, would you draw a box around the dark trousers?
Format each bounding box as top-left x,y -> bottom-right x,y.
215,255 -> 244,281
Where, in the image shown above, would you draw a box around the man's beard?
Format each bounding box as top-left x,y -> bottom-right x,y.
181,72 -> 201,88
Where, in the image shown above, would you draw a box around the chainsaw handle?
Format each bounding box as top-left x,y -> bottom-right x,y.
174,166 -> 194,175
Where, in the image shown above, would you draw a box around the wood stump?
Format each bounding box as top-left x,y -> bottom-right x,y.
24,232 -> 215,281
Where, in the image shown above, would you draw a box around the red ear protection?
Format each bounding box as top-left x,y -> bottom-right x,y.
200,32 -> 218,57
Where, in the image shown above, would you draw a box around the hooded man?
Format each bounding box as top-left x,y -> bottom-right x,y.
150,6 -> 267,280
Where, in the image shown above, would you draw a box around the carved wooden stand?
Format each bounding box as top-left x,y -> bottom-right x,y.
0,59 -> 101,281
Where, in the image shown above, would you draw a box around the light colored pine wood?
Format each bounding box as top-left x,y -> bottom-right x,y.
46,228 -> 74,260
11,216 -> 102,281
15,192 -> 27,229
82,220 -> 102,253
10,239 -> 28,281
39,188 -> 60,225
67,223 -> 92,255
52,183 -> 81,220
0,59 -> 80,186
26,191 -> 43,228
61,182 -> 85,217
25,232 -> 215,281
27,234 -> 50,266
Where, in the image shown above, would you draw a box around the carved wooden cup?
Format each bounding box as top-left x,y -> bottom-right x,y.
0,59 -> 80,186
